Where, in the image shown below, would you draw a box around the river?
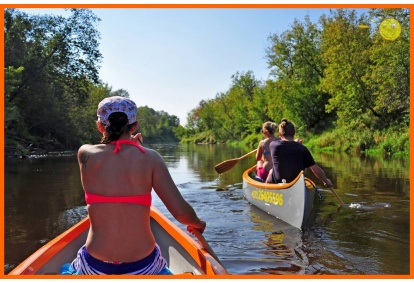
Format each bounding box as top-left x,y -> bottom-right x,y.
4,142 -> 410,275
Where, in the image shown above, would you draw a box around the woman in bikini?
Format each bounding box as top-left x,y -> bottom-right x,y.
67,96 -> 205,275
255,121 -> 279,182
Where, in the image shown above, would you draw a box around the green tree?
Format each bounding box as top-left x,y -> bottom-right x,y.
4,8 -> 102,150
266,15 -> 333,131
181,8 -> 409,155
319,9 -> 373,129
5,66 -> 31,153
70,83 -> 112,145
137,106 -> 179,143
111,88 -> 130,98
363,8 -> 410,128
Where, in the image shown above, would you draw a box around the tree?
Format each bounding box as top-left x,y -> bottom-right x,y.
363,8 -> 410,128
136,106 -> 179,142
319,9 -> 374,129
111,89 -> 130,98
4,8 -> 102,150
266,15 -> 333,131
5,8 -> 102,104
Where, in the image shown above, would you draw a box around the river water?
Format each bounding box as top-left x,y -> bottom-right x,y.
4,143 -> 410,275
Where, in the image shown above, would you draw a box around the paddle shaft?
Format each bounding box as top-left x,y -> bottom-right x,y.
306,178 -> 344,206
193,230 -> 228,272
329,187 -> 345,206
238,148 -> 258,160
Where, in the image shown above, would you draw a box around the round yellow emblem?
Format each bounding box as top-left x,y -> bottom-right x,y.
379,18 -> 402,41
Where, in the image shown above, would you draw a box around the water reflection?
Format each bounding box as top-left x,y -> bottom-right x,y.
249,205 -> 306,275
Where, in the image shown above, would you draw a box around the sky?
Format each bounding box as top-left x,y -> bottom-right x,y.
17,7 -> 372,126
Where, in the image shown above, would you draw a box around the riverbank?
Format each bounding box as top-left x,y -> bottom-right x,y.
7,125 -> 409,159
182,127 -> 409,158
303,127 -> 409,157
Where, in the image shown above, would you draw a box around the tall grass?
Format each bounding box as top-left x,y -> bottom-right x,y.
304,127 -> 409,157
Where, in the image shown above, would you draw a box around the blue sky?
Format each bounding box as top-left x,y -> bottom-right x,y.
18,7 -> 370,126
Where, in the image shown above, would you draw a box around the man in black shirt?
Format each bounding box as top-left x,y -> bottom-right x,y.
266,118 -> 333,189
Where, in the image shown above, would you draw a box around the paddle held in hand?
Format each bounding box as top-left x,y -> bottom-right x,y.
192,229 -> 229,273
329,187 -> 345,206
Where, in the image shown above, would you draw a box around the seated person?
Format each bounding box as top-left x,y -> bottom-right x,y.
255,121 -> 279,182
65,96 -> 205,275
266,118 -> 333,189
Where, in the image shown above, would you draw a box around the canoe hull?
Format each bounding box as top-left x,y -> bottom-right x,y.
9,206 -> 227,276
242,166 -> 315,230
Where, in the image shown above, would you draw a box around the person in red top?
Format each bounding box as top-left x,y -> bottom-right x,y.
266,118 -> 334,189
255,121 -> 279,182
67,96 -> 205,275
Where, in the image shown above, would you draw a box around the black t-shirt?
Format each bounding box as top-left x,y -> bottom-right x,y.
269,139 -> 315,183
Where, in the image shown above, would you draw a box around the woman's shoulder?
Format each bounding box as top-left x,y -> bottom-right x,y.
144,147 -> 164,160
78,143 -> 106,155
260,138 -> 272,146
269,136 -> 280,142
268,137 -> 281,145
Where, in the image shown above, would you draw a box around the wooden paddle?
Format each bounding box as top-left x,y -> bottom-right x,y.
214,149 -> 258,174
306,178 -> 344,206
193,229 -> 228,273
329,187 -> 345,206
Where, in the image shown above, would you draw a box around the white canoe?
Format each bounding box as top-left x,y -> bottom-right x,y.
9,206 -> 228,276
242,165 -> 315,230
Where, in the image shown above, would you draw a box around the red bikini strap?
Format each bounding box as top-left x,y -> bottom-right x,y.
110,140 -> 146,153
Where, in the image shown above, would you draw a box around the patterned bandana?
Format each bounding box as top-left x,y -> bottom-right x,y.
97,96 -> 137,125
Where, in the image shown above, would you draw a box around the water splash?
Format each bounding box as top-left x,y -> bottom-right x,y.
349,203 -> 362,209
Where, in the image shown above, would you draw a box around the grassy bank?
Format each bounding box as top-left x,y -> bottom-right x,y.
193,126 -> 410,158
304,127 -> 409,157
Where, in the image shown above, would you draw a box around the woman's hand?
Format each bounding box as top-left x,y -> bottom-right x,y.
131,133 -> 143,145
187,220 -> 206,235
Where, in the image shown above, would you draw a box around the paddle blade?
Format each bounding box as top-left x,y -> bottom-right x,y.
214,149 -> 258,174
214,159 -> 239,174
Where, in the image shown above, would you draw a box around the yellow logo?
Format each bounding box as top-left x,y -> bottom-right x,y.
251,190 -> 283,206
379,18 -> 402,41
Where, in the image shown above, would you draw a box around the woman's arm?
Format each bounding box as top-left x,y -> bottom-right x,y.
151,151 -> 205,233
256,140 -> 264,161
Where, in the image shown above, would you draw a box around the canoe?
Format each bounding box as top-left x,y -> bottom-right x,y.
242,165 -> 315,230
9,206 -> 229,276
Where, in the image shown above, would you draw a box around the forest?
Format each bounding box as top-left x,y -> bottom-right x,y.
4,8 -> 410,157
4,8 -> 180,156
182,8 -> 410,156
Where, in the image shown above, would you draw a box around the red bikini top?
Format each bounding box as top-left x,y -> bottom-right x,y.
84,139 -> 150,206
85,192 -> 152,206
110,139 -> 146,153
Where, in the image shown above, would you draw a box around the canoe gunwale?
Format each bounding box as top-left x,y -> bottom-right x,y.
243,165 -> 305,190
9,217 -> 90,276
149,206 -> 228,275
